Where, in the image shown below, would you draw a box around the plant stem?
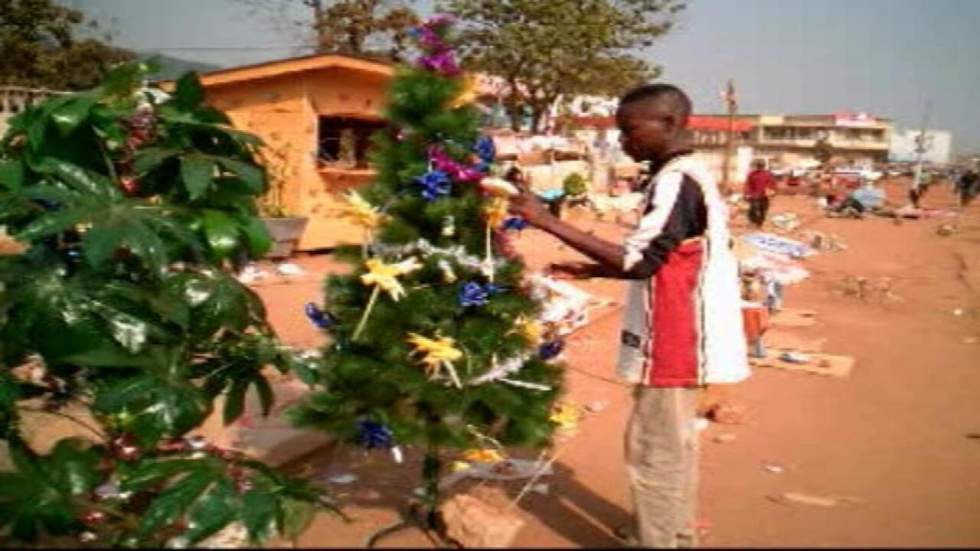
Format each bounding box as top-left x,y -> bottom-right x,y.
351,286 -> 381,342
18,406 -> 107,442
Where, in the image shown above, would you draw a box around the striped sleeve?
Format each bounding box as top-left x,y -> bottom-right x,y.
623,171 -> 684,273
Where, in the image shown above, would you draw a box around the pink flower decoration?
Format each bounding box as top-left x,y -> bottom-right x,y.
419,51 -> 460,76
455,166 -> 485,183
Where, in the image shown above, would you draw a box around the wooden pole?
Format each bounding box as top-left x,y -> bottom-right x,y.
721,79 -> 737,195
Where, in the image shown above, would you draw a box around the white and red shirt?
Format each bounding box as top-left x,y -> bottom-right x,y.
617,153 -> 750,387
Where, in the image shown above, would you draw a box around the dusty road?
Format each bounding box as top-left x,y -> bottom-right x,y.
256,178 -> 980,548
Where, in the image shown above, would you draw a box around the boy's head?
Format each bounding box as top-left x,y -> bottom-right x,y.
615,84 -> 692,162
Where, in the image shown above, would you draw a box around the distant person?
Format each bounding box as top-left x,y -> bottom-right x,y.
828,178 -> 885,218
956,168 -> 978,207
744,160 -> 776,227
504,165 -> 527,191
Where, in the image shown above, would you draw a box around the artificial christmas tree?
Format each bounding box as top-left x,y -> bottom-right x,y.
0,63 -> 331,547
288,15 -> 566,539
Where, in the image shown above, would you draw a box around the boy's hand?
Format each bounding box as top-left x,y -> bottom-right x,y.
509,190 -> 554,227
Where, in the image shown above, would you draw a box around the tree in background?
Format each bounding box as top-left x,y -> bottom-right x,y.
235,0 -> 420,60
441,0 -> 684,132
0,0 -> 134,90
288,15 -> 564,532
0,63 -> 332,547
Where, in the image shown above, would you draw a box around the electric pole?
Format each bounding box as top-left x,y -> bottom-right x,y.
721,79 -> 737,194
911,99 -> 932,202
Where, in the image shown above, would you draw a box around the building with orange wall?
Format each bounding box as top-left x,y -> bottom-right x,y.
173,54 -> 395,251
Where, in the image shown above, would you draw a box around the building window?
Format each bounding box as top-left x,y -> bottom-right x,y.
317,116 -> 388,169
765,127 -> 786,140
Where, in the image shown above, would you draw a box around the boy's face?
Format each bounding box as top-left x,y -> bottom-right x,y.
615,98 -> 682,162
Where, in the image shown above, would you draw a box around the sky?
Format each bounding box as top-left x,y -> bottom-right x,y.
67,0 -> 980,154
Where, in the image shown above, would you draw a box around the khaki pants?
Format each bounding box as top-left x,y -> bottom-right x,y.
624,386 -> 700,548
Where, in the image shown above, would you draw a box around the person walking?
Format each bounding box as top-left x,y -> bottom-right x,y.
744,159 -> 776,227
956,168 -> 978,207
509,83 -> 749,548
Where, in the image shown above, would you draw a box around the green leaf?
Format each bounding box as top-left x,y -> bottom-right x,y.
0,439 -> 99,540
137,469 -> 212,537
238,214 -> 271,258
121,458 -> 202,491
181,155 -> 216,200
50,95 -> 97,136
182,480 -> 238,544
254,375 -> 274,417
201,210 -> 241,260
82,213 -> 167,273
133,147 -> 180,175
45,439 -> 101,496
279,497 -> 316,540
15,206 -> 93,241
35,157 -> 119,199
216,158 -> 265,194
242,490 -> 278,542
100,61 -> 156,97
95,374 -> 210,446
0,159 -> 25,190
164,271 -> 261,339
24,95 -> 72,150
223,378 -> 249,425
173,72 -> 206,110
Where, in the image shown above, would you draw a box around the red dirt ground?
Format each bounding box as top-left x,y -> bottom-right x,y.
254,177 -> 980,548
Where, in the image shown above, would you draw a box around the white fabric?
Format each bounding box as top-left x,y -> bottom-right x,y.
615,154 -> 750,386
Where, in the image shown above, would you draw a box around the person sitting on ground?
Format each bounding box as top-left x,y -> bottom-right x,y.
828,178 -> 885,218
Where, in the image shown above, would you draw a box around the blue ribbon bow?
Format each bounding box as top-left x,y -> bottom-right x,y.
539,340 -> 565,361
414,169 -> 452,201
304,302 -> 334,329
356,420 -> 394,449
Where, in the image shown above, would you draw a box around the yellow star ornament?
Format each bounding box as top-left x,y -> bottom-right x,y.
406,332 -> 464,389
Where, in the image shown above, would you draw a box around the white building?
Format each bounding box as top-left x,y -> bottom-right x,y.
889,129 -> 953,165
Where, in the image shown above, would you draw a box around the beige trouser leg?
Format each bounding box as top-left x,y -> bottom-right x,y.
624,386 -> 701,548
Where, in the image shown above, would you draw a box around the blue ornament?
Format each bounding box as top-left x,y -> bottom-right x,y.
474,136 -> 496,163
414,169 -> 452,201
474,160 -> 492,174
502,217 -> 528,231
304,302 -> 334,329
356,420 -> 394,449
539,340 -> 564,361
459,281 -> 489,307
459,281 -> 505,307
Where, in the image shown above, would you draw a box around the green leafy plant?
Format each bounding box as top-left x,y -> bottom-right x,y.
562,172 -> 588,198
0,62 -> 331,547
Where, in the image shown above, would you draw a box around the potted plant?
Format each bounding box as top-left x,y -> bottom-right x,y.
256,142 -> 309,259
552,172 -> 589,218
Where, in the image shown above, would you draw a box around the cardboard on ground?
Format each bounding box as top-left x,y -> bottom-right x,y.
751,348 -> 855,378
